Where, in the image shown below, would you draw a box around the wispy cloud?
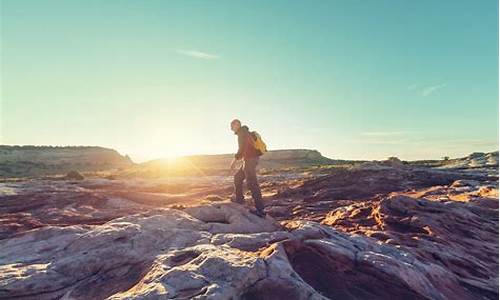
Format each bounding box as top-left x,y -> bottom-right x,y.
348,137 -> 411,145
407,82 -> 447,96
438,139 -> 498,148
407,83 -> 418,91
176,49 -> 220,60
360,139 -> 410,145
362,131 -> 417,136
421,83 -> 447,96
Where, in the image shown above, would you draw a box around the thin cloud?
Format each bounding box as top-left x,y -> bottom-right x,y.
407,83 -> 418,91
421,83 -> 447,96
362,131 -> 416,136
363,139 -> 410,145
176,49 -> 220,60
438,139 -> 498,148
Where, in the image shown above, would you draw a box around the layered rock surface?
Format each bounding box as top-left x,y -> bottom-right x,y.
1,196 -> 498,299
264,164 -> 495,221
0,163 -> 498,299
323,193 -> 498,299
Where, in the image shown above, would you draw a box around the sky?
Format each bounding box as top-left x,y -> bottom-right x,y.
1,0 -> 498,162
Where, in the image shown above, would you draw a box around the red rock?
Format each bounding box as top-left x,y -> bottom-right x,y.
323,194 -> 498,299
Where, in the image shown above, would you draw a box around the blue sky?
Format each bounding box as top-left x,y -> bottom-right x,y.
1,0 -> 498,162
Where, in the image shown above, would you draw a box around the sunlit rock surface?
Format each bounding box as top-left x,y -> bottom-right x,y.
0,153 -> 497,299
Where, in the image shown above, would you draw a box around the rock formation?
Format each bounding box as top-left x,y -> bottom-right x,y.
264,164 -> 494,221
322,193 -> 498,299
127,149 -> 339,178
0,151 -> 497,299
1,192 -> 497,299
0,146 -> 134,178
438,151 -> 499,171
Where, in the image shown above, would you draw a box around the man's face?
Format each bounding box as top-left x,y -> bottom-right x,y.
231,122 -> 240,133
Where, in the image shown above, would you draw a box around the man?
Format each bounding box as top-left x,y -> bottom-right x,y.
229,119 -> 265,217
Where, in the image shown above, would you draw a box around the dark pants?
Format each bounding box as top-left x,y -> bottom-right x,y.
234,158 -> 264,212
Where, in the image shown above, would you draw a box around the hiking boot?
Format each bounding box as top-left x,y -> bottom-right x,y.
249,209 -> 266,218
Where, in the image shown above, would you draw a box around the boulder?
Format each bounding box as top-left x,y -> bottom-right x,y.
65,170 -> 85,180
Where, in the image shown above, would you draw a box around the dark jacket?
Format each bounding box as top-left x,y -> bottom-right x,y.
235,125 -> 259,160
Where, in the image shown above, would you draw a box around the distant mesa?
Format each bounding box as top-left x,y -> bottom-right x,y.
132,149 -> 342,177
357,156 -> 405,170
0,145 -> 134,178
0,145 -> 498,179
0,146 -> 337,178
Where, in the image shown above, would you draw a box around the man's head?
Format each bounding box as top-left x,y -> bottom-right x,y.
230,119 -> 241,133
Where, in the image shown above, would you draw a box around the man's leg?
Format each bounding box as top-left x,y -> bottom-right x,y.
233,167 -> 245,204
243,158 -> 264,213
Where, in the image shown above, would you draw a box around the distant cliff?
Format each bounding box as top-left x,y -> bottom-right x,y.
126,149 -> 340,177
180,149 -> 335,168
0,146 -> 134,178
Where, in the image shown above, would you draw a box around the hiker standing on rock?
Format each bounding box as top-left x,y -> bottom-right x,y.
229,119 -> 267,217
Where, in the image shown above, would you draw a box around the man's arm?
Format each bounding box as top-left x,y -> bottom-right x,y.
230,157 -> 238,171
230,132 -> 244,171
234,131 -> 244,160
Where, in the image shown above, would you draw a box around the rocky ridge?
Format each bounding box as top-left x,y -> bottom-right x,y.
0,146 -> 134,178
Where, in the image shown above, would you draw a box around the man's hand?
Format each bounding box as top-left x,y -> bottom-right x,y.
229,158 -> 238,171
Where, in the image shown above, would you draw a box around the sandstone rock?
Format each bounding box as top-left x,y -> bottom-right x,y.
0,203 -> 285,299
1,195 -> 498,300
322,194 -> 499,299
265,165 -> 491,221
0,161 -> 497,299
109,244 -> 268,300
451,179 -> 481,188
184,202 -> 281,234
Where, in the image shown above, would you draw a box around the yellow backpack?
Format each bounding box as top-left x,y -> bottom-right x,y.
250,131 -> 267,156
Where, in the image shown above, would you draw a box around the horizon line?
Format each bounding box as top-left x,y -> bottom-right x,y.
1,143 -> 498,165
